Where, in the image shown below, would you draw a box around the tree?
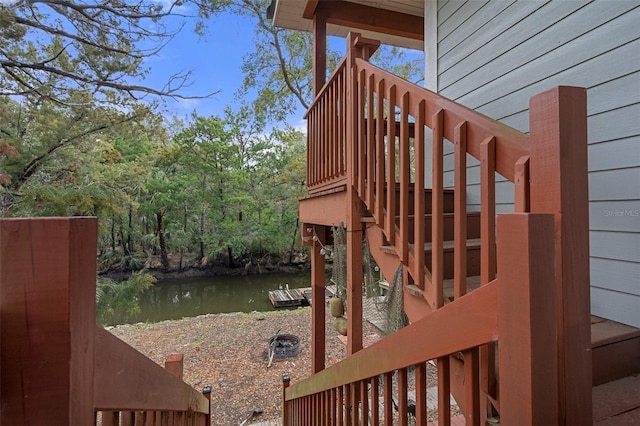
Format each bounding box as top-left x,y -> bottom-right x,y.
0,0 -> 227,105
228,0 -> 423,121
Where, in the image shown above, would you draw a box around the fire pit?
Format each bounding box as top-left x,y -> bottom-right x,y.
265,334 -> 301,361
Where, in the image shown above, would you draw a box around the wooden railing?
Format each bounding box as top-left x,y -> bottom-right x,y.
0,217 -> 211,426
296,32 -> 591,424
306,57 -> 348,193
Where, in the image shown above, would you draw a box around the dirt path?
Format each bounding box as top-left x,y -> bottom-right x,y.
109,307 -> 381,425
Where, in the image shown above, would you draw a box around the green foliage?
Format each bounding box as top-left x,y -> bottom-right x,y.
96,271 -> 157,325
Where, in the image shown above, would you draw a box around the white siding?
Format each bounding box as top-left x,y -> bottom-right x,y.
434,0 -> 640,327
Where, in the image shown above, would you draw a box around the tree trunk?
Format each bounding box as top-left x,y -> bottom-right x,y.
111,217 -> 116,252
127,205 -> 134,254
227,246 -> 234,267
199,210 -> 205,262
157,211 -> 169,270
289,219 -> 300,264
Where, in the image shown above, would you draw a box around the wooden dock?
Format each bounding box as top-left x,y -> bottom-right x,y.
269,285 -> 337,308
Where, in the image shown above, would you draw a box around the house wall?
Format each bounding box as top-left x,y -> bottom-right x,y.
427,0 -> 640,327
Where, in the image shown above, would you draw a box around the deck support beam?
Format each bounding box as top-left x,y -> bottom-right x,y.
313,5 -> 327,96
312,225 -> 327,373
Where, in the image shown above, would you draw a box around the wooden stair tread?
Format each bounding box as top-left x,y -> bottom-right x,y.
380,238 -> 481,254
423,238 -> 481,252
593,374 -> 640,422
591,317 -> 640,348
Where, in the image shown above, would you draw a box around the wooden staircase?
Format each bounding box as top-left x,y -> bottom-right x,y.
291,33 -> 637,425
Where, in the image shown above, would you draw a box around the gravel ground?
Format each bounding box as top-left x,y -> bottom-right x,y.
109,307 -> 381,425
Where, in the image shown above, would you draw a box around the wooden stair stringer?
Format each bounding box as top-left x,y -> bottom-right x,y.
364,223 -> 434,323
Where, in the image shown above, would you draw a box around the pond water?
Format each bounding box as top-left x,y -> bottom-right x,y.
106,271 -> 311,326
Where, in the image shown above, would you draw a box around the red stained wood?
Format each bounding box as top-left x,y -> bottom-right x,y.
321,0 -> 423,41
414,100 -> 426,289
497,213 -> 558,425
529,86 -> 592,425
453,121 -> 468,299
399,91 -> 411,265
431,109 -> 445,309
360,379 -> 369,424
384,372 -> 393,426
357,69 -> 366,196
371,375 -> 380,425
415,363 -> 427,426
165,354 -> 184,380
355,60 -> 529,182
514,155 -> 530,213
463,348 -> 480,426
366,73 -> 375,209
375,78 -> 386,223
93,327 -> 209,413
286,282 -> 497,401
313,7 -> 326,96
399,367 -> 409,426
438,357 -> 451,426
0,218 -> 97,426
312,225 -> 327,373
386,84 -> 397,245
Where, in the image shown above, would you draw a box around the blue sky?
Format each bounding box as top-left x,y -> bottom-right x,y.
143,11 -> 265,121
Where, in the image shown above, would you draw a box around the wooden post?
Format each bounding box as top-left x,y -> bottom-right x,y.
165,354 -> 184,380
529,86 -> 592,425
311,225 -> 326,373
282,375 -> 291,426
313,4 -> 327,96
202,385 -> 212,426
0,217 -> 97,425
497,213 -> 558,425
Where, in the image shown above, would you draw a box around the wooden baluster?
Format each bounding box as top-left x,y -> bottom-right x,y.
375,78 -> 386,223
480,138 -> 497,417
463,348 -> 480,426
145,411 -> 156,426
345,384 -> 352,426
398,368 -> 408,426
340,69 -> 346,177
367,73 -> 375,208
351,382 -> 360,426
415,363 -> 427,426
383,372 -> 393,426
321,97 -> 327,182
329,82 -> 338,180
338,386 -> 345,426
454,121 -> 468,299
371,375 -> 380,425
135,411 -> 146,426
358,69 -> 366,196
121,411 -> 135,426
102,412 -> 119,426
386,85 -> 397,244
330,388 -> 337,426
414,100 -> 426,289
360,379 -> 369,424
438,358 -> 451,426
308,110 -> 314,187
514,156 -> 530,213
431,109 -> 444,308
399,92 -> 410,264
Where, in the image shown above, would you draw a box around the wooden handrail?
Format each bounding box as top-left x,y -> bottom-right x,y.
304,57 -> 347,118
94,327 -> 209,413
354,58 -> 529,182
286,281 -> 498,401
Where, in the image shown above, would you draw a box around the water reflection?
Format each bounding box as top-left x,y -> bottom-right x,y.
107,271 -> 311,326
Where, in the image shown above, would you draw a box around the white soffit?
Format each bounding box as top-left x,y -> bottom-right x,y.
273,0 -> 424,50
